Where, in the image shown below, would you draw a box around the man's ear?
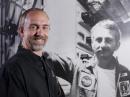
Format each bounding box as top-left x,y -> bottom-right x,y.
115,41 -> 120,51
17,27 -> 24,38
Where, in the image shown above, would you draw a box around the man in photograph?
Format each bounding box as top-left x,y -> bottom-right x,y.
71,19 -> 130,97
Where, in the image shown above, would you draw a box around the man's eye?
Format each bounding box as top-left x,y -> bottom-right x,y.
30,25 -> 38,30
106,39 -> 113,43
42,26 -> 49,30
96,38 -> 102,43
42,26 -> 50,30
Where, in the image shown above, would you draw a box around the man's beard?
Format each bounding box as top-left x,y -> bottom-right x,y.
29,35 -> 48,51
31,44 -> 44,51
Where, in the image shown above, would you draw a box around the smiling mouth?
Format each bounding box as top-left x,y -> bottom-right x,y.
33,36 -> 47,40
35,38 -> 45,40
97,50 -> 103,54
97,49 -> 107,54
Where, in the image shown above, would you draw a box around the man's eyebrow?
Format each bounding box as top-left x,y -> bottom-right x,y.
43,24 -> 49,26
30,24 -> 49,26
96,37 -> 102,39
29,23 -> 39,26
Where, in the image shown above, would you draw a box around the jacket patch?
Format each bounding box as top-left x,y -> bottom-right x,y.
78,71 -> 97,91
119,80 -> 130,97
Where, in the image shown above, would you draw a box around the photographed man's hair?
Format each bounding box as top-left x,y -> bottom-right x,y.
18,8 -> 49,31
91,19 -> 121,42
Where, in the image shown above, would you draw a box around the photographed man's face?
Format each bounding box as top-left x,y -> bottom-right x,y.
91,28 -> 119,59
22,11 -> 49,51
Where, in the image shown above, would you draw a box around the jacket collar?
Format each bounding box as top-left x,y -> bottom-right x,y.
89,55 -> 119,69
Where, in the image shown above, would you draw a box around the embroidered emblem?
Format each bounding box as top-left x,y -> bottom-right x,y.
79,71 -> 96,90
119,80 -> 130,97
81,75 -> 92,87
120,73 -> 128,77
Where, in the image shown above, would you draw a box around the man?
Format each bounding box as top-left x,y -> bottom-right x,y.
0,8 -> 75,97
70,19 -> 130,97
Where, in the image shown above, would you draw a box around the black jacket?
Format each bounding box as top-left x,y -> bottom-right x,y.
0,46 -> 66,97
70,57 -> 130,97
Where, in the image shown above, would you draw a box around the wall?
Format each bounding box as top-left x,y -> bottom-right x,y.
44,0 -> 76,58
115,37 -> 130,70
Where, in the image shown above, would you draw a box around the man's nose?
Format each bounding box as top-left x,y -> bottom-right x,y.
100,41 -> 106,48
97,41 -> 106,51
36,29 -> 42,36
36,27 -> 46,35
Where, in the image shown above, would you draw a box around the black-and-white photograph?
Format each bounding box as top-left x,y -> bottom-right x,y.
0,0 -> 130,97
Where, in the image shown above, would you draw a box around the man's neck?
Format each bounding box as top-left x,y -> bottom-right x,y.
33,50 -> 43,57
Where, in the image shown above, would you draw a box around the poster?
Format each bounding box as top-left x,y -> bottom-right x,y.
1,0 -> 130,97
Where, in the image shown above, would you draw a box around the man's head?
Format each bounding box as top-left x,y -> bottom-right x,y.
91,19 -> 121,60
18,8 -> 50,51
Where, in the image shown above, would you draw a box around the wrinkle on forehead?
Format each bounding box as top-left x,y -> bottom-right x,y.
24,11 -> 49,27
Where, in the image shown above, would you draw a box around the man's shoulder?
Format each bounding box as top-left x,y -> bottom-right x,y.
118,64 -> 130,72
3,51 -> 31,72
4,53 -> 19,65
3,54 -> 22,70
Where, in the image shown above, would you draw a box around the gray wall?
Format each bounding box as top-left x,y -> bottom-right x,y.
44,0 -> 76,58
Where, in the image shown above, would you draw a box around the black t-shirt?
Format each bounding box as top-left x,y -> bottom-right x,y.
0,46 -> 65,97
